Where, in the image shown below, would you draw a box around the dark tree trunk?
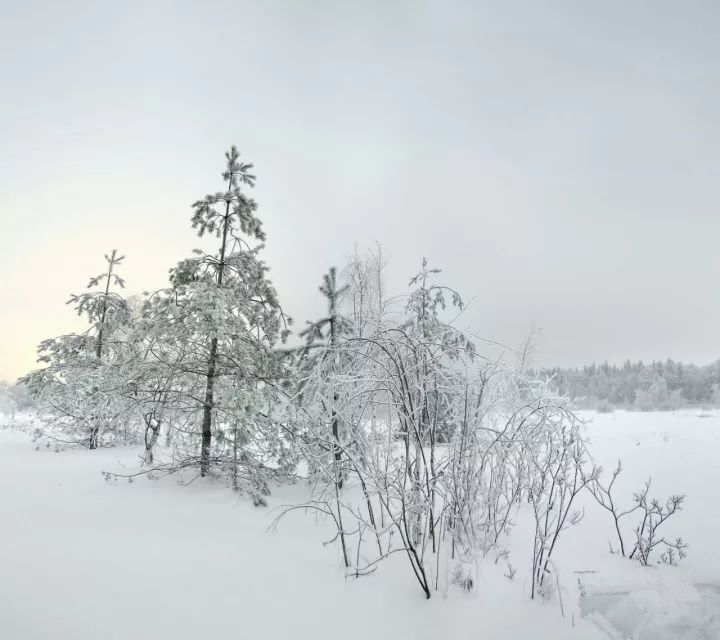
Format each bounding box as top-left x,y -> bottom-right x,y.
199,179 -> 232,477
200,337 -> 218,476
329,313 -> 343,489
88,419 -> 100,450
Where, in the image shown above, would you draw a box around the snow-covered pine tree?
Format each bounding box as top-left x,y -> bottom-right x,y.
23,250 -> 132,448
139,146 -> 292,486
289,267 -> 357,565
300,267 -> 352,487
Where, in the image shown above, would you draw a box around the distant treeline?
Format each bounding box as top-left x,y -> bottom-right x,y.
535,360 -> 720,411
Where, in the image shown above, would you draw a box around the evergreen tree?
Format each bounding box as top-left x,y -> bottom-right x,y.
23,251 -> 132,448
140,146 -> 291,483
300,267 -> 352,488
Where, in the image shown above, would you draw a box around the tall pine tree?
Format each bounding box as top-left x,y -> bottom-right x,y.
141,146 -> 291,480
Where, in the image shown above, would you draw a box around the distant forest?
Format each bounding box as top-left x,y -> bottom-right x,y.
537,360 -> 720,411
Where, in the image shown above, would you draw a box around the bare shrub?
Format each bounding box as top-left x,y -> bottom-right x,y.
589,462 -> 687,566
629,481 -> 687,566
527,410 -> 598,599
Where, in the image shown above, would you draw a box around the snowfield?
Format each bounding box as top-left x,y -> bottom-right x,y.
1,410 -> 718,639
573,410 -> 720,639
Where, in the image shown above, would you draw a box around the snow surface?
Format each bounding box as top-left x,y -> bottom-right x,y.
571,410 -> 720,639
1,410 -> 718,639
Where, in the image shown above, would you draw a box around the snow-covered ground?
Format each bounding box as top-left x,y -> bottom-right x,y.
571,410 -> 720,639
1,410 -> 718,639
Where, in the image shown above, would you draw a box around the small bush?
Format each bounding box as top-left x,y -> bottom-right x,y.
589,462 -> 687,566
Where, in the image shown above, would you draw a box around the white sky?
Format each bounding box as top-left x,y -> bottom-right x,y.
1,0 -> 719,380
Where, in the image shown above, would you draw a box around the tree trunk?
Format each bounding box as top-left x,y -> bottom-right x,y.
143,414 -> 161,465
329,312 -> 343,489
200,337 -> 218,477
199,178 -> 232,477
89,251 -> 116,450
331,391 -> 342,488
88,418 -> 100,450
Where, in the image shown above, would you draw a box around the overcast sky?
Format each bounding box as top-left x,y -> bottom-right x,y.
1,0 -> 719,380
